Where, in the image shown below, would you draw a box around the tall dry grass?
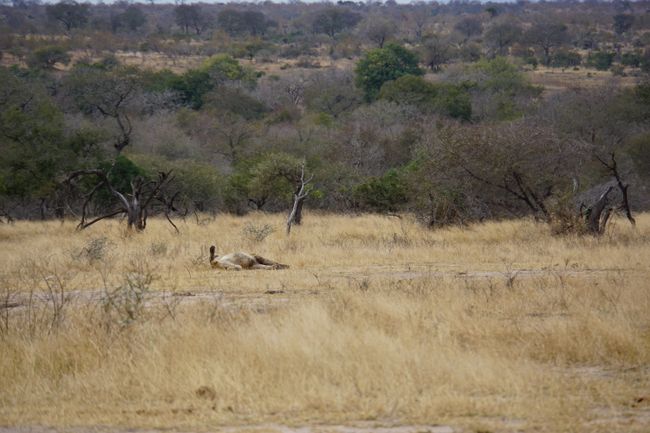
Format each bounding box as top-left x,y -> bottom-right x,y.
0,213 -> 649,432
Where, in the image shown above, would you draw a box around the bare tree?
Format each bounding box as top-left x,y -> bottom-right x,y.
63,66 -> 141,153
65,169 -> 177,232
524,20 -> 570,66
419,35 -> 453,72
484,21 -> 522,57
286,161 -> 313,235
358,14 -> 398,48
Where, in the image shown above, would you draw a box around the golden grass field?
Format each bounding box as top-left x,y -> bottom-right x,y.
1,213 -> 649,433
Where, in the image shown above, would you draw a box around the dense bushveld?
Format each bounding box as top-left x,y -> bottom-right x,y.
1,0 -> 649,229
1,214 -> 649,432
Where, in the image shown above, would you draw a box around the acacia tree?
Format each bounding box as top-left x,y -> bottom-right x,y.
484,21 -> 522,57
65,166 -> 177,232
46,1 -> 89,32
174,4 -> 207,35
536,84 -> 648,232
63,66 -> 141,153
419,35 -> 453,72
454,16 -> 483,42
358,14 -> 398,48
524,20 -> 570,66
311,8 -> 361,40
450,120 -> 585,221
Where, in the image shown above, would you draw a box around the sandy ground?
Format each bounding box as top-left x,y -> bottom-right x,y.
0,425 -> 457,433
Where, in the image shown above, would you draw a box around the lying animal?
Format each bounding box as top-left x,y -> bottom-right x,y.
209,245 -> 289,270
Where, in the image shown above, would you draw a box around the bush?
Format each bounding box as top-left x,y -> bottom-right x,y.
551,49 -> 582,68
354,169 -> 408,212
26,46 -> 70,70
355,44 -> 422,101
621,52 -> 641,68
378,75 -> 472,120
587,51 -> 615,71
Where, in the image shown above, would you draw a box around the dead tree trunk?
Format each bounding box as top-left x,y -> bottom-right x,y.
584,186 -> 613,235
286,162 -> 313,236
65,170 -> 175,232
293,191 -> 305,225
596,151 -> 635,227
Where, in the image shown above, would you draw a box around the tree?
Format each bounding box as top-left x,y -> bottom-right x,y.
304,69 -> 362,118
217,10 -> 272,37
355,44 -> 423,101
484,21 -> 522,57
0,68 -> 103,219
46,1 -> 89,32
174,4 -> 207,35
354,168 -> 408,213
419,35 -> 453,73
63,66 -> 142,153
524,20 -> 570,66
26,46 -> 70,70
452,120 -> 585,222
114,5 -> 147,33
286,160 -> 313,235
66,165 -> 177,232
454,16 -> 483,42
358,14 -> 397,48
461,57 -> 541,121
311,8 -> 361,40
613,14 -> 634,36
587,51 -> 615,71
551,49 -> 582,69
378,75 -> 472,121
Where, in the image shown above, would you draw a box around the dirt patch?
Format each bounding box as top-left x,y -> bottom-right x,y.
0,425 -> 456,433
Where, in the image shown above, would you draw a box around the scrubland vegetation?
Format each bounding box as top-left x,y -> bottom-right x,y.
2,0 -> 650,431
1,214 -> 650,432
1,0 -> 649,228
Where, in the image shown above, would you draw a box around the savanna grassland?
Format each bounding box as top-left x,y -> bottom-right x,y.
1,213 -> 649,433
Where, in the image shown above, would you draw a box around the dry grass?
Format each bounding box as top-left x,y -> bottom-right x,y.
1,213 -> 649,432
527,66 -> 638,96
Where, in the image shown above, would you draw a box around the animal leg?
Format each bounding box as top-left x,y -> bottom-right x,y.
251,264 -> 275,270
253,255 -> 290,269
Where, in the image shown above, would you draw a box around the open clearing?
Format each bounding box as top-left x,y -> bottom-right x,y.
1,213 -> 649,433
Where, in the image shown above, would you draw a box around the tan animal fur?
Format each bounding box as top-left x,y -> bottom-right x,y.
209,245 -> 289,270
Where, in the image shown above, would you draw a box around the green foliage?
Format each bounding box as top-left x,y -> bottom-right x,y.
26,46 -> 71,70
92,155 -> 146,205
469,57 -> 541,120
378,75 -> 471,120
200,54 -> 258,86
225,153 -> 312,212
0,68 -> 102,200
551,49 -> 582,68
621,52 -> 641,67
587,51 -> 615,71
355,44 -> 423,101
354,169 -> 408,212
161,56 -> 259,109
167,69 -> 212,109
131,155 -> 224,212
